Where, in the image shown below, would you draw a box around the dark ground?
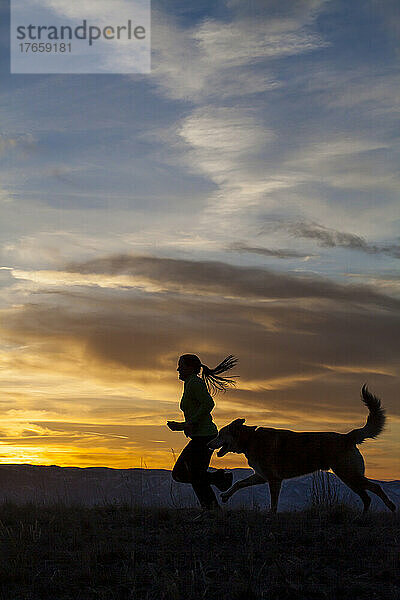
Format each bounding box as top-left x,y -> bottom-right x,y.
0,502 -> 398,599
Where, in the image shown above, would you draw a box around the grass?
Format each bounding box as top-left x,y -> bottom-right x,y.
309,470 -> 342,510
0,501 -> 398,599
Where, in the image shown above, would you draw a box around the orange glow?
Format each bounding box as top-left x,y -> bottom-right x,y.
0,308 -> 398,480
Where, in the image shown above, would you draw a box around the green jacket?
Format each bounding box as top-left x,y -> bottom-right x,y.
180,374 -> 218,437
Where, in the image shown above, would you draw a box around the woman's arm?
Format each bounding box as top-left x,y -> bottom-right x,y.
167,420 -> 195,436
167,421 -> 186,431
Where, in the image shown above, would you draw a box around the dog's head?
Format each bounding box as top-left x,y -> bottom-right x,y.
208,418 -> 246,457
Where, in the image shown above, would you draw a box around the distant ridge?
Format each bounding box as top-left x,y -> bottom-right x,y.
0,465 -> 398,511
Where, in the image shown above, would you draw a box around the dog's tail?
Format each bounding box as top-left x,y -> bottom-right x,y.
346,385 -> 386,445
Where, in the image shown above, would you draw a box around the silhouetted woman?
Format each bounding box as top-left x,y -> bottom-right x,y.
167,354 -> 238,510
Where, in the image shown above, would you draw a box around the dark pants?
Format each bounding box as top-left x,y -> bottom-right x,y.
172,435 -> 221,509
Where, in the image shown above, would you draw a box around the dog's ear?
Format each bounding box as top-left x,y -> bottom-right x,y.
231,418 -> 245,428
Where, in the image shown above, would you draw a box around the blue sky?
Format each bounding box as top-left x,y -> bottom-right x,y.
0,0 -> 399,475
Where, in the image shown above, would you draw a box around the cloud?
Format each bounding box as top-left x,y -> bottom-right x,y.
226,0 -> 329,24
1,263 -> 400,416
229,241 -> 314,259
60,254 -> 400,309
8,252 -> 400,310
371,0 -> 400,49
0,135 -> 18,154
344,274 -> 400,295
142,1 -> 332,233
0,133 -> 36,156
151,2 -> 328,103
147,3 -> 331,229
176,106 -> 282,218
305,64 -> 400,117
275,135 -> 400,208
3,251 -> 400,405
266,221 -> 400,258
0,188 -> 14,204
2,249 -> 400,474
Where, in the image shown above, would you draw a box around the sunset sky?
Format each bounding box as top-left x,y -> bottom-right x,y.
0,0 -> 399,479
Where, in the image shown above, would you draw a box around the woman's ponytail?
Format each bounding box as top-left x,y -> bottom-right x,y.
201,355 -> 238,396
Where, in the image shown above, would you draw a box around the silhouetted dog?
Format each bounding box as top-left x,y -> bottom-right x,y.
209,385 -> 396,513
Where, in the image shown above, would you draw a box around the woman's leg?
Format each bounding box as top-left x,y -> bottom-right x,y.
189,436 -> 220,509
172,437 -> 220,508
171,440 -> 193,483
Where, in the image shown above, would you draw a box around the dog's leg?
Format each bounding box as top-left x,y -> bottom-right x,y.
363,479 -> 396,512
345,480 -> 371,513
220,472 -> 265,503
268,479 -> 282,513
332,471 -> 372,512
332,449 -> 373,513
332,447 -> 396,513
